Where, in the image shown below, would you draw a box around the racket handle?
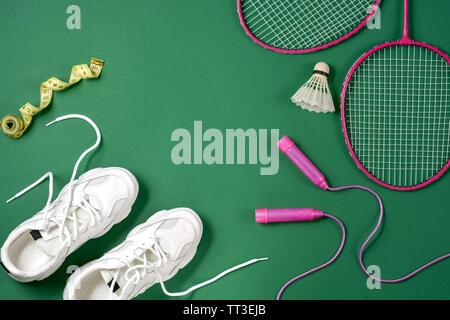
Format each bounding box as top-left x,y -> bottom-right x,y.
255,208 -> 324,223
277,136 -> 329,189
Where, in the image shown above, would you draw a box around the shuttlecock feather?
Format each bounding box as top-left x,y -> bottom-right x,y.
291,62 -> 335,113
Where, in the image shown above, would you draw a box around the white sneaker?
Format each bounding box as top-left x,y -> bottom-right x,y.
64,208 -> 268,300
1,167 -> 139,282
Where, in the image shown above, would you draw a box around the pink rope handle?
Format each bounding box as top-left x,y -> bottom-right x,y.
327,185 -> 450,283
276,214 -> 346,300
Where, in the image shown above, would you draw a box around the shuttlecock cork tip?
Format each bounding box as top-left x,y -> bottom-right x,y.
313,62 -> 330,77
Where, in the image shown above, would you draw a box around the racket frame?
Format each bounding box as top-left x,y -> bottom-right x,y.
237,0 -> 381,53
340,0 -> 450,190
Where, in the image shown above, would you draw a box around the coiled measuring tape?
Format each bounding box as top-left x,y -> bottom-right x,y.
0,57 -> 104,138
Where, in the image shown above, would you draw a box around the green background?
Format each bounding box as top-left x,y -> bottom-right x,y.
0,0 -> 449,300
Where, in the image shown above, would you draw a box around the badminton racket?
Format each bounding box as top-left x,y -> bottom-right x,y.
341,0 -> 450,190
237,0 -> 380,53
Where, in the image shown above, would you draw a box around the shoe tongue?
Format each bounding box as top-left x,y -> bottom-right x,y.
29,230 -> 62,257
64,207 -> 92,233
100,269 -> 125,295
99,247 -> 157,297
99,259 -> 140,297
30,207 -> 92,257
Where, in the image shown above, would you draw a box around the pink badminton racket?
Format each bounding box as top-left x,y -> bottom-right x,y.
341,0 -> 450,190
237,0 -> 380,53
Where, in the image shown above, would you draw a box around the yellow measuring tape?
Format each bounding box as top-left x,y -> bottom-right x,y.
0,57 -> 104,138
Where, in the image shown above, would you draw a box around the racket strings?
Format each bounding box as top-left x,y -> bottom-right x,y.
243,0 -> 329,48
244,0 -> 322,48
247,1 -> 303,48
345,45 -> 450,188
241,0 -> 374,50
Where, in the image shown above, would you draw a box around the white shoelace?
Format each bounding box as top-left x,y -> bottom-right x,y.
109,237 -> 269,299
6,114 -> 102,247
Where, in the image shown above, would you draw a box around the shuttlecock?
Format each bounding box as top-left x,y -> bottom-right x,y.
291,62 -> 335,113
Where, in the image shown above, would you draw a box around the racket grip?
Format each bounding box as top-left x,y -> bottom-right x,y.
255,208 -> 324,223
277,136 -> 329,189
